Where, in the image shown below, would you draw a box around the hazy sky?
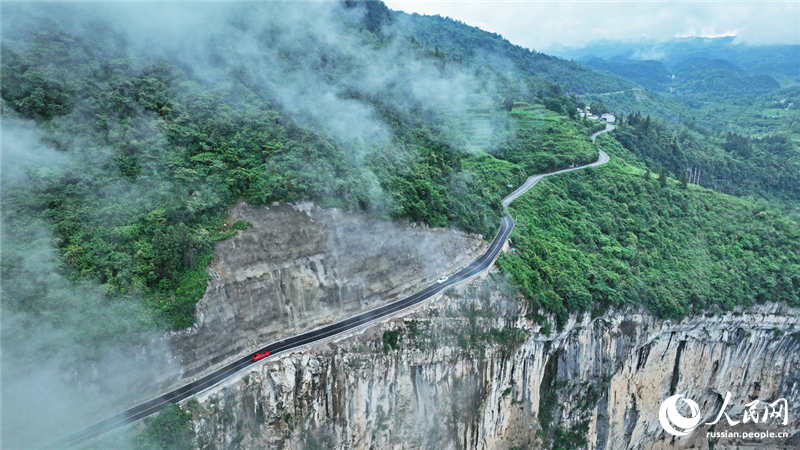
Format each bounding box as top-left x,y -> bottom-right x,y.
384,1 -> 800,51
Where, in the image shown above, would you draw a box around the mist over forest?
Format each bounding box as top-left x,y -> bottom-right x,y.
2,2 -> 799,449
0,3 -> 525,446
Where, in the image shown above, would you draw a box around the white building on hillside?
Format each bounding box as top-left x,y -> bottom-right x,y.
577,105 -> 600,120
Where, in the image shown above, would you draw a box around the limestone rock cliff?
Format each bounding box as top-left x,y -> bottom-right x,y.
168,202 -> 487,380
160,203 -> 798,449
184,274 -> 800,449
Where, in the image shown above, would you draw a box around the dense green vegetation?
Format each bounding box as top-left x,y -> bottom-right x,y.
498,103 -> 597,172
577,57 -> 672,92
689,86 -> 800,138
0,9 -> 600,329
2,2 -> 798,336
2,40 -> 370,328
567,36 -> 799,96
579,70 -> 800,140
580,56 -> 781,102
611,112 -> 800,212
498,137 -> 800,328
569,37 -> 800,219
4,5 -> 800,450
575,95 -> 800,221
81,403 -> 194,450
393,11 -> 632,95
670,57 -> 779,100
133,404 -> 194,450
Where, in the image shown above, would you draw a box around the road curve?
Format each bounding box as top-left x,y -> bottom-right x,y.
52,125 -> 613,449
503,124 -> 612,208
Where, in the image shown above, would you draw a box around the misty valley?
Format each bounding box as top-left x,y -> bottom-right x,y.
1,2 -> 798,449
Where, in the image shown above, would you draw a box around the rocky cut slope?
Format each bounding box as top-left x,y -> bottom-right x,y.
167,201 -> 487,382
183,271 -> 799,449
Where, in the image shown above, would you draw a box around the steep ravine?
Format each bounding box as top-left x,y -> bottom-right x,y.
161,129 -> 799,448
183,271 -> 799,449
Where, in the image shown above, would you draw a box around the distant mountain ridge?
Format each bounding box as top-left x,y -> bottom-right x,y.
555,38 -> 797,101
388,8 -> 634,95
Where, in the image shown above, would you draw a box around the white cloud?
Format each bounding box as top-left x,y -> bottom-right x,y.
384,0 -> 800,50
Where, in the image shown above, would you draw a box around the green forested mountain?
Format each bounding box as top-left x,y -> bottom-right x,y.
391,12 -> 633,94
578,55 -> 782,101
611,112 -> 800,209
577,57 -> 672,92
670,57 -> 780,99
566,36 -> 800,214
558,36 -> 800,89
2,1 -> 798,337
0,3 -> 601,329
572,88 -> 800,215
499,134 -> 800,329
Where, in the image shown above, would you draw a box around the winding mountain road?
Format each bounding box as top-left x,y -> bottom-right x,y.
53,125 -> 613,448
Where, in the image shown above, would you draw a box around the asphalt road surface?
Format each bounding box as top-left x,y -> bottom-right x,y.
53,126 -> 612,448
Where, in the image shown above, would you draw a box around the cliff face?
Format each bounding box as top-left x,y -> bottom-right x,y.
185,270 -> 799,449
168,202 -> 487,380
165,203 -> 798,449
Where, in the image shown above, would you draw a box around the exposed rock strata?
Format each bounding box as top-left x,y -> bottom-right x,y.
187,275 -> 800,449
164,203 -> 798,449
168,202 -> 487,380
